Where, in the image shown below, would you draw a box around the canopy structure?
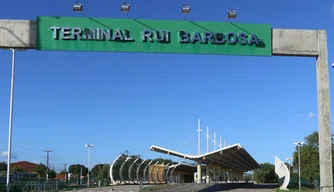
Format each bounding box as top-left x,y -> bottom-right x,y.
149,143 -> 259,173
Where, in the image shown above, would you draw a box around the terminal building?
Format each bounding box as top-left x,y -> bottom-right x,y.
109,119 -> 259,184
149,143 -> 259,183
149,119 -> 259,184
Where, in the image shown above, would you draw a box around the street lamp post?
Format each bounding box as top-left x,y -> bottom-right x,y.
6,48 -> 16,192
293,142 -> 304,191
85,144 -> 94,187
286,158 -> 292,172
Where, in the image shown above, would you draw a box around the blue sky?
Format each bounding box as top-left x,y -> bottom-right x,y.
0,0 -> 333,172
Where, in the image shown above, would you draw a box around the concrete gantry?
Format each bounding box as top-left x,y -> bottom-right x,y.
0,20 -> 332,191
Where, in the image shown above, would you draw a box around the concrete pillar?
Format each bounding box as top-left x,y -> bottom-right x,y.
223,170 -> 226,182
197,163 -> 201,183
317,30 -> 333,192
213,167 -> 216,183
231,171 -> 233,182
206,165 -> 210,183
218,167 -> 222,182
224,170 -> 227,182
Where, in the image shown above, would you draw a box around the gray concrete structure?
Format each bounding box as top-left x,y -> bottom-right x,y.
0,20 -> 332,191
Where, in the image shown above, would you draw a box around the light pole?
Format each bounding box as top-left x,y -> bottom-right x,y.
85,144 -> 94,187
293,142 -> 304,191
286,158 -> 292,172
6,48 -> 17,192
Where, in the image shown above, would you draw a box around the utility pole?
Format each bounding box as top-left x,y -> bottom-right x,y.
62,164 -> 68,181
44,150 -> 52,181
293,142 -> 304,191
85,144 -> 94,187
80,166 -> 82,185
286,158 -> 292,172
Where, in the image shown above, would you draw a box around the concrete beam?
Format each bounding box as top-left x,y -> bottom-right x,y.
0,20 -> 323,56
272,28 -> 319,56
0,19 -> 36,49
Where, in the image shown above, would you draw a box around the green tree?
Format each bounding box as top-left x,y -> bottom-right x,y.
68,164 -> 88,177
34,163 -> 48,179
254,163 -> 278,183
243,173 -> 252,182
58,170 -> 66,174
10,166 -> 26,172
291,131 -> 334,180
48,170 -> 57,179
59,170 -> 66,174
0,162 -> 7,171
91,164 -> 104,177
98,164 -> 110,185
153,157 -> 173,165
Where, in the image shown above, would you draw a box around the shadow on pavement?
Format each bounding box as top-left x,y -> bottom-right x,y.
198,183 -> 278,191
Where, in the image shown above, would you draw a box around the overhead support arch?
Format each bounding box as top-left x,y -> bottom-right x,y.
149,161 -> 160,184
165,164 -> 175,184
155,163 -> 165,184
170,163 -> 181,183
136,159 -> 146,184
120,156 -> 132,184
128,157 -> 139,184
110,154 -> 122,185
143,160 -> 154,183
161,163 -> 170,184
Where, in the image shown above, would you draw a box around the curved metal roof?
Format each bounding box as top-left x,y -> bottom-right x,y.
149,143 -> 259,172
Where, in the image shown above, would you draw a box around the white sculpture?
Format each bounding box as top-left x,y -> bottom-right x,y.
275,156 -> 290,190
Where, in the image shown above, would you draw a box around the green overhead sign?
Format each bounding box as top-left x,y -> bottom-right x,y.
36,16 -> 272,56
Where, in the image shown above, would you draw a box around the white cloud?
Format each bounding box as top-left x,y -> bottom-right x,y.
1,151 -> 18,159
307,112 -> 316,118
297,112 -> 317,118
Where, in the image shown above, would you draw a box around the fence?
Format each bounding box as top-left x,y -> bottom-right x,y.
288,177 -> 334,189
0,180 -> 69,192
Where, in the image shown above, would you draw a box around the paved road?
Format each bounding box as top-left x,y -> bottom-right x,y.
74,185 -> 140,192
74,183 -> 277,192
198,183 -> 277,192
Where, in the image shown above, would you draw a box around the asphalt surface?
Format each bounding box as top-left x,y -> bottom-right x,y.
74,183 -> 277,192
198,183 -> 277,192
